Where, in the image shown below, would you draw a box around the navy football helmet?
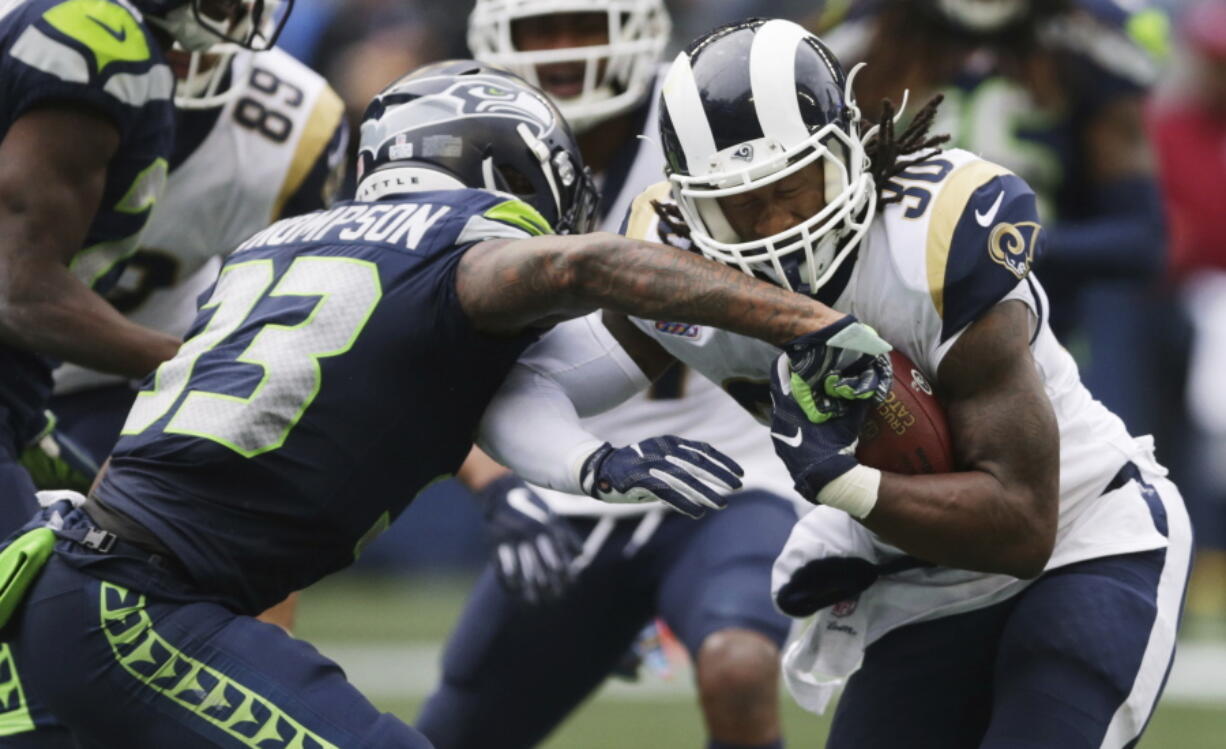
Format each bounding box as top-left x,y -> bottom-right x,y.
658,18 -> 873,295
356,60 -> 599,235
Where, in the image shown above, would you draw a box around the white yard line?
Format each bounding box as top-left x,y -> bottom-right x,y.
313,639 -> 1226,705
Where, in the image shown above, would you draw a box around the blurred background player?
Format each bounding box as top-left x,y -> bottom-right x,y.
417,4 -> 801,748
22,4 -> 346,633
0,0 -> 297,740
1150,0 -> 1226,629
0,0 -> 293,534
37,12 -> 348,484
0,0 -> 179,536
816,0 -> 1167,434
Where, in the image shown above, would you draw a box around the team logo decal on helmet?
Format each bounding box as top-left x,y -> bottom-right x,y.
468,0 -> 671,133
355,61 -> 599,234
658,18 -> 875,295
452,82 -> 557,135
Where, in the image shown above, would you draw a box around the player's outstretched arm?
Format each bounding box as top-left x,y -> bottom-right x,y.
456,232 -> 845,345
0,106 -> 180,377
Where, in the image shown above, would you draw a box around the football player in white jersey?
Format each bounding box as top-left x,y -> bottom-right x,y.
416,3 -> 801,749
37,37 -> 347,483
477,18 -> 1191,749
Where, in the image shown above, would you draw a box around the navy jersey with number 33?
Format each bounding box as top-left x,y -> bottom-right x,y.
93,190 -> 546,613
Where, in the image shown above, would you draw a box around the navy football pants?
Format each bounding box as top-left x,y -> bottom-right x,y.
416,490 -> 796,749
828,469 -> 1192,749
4,553 -> 432,748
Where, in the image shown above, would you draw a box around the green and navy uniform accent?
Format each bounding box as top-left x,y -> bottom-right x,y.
92,189 -> 543,616
1,500 -> 433,747
0,0 -> 173,451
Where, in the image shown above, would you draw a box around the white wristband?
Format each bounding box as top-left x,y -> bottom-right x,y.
816,465 -> 881,519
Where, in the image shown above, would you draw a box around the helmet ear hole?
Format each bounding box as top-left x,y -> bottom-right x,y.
498,164 -> 536,196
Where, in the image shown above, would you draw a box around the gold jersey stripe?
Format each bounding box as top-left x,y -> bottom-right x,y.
271,84 -> 345,222
625,180 -> 672,240
924,160 -> 1012,319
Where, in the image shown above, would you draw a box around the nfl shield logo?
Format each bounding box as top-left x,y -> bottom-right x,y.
831,598 -> 858,618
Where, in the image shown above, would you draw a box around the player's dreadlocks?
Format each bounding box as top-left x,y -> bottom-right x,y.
651,199 -> 691,244
652,94 -> 951,239
863,93 -> 951,205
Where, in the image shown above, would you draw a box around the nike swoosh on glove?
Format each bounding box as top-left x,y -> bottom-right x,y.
477,474 -> 583,604
768,354 -> 890,503
579,437 -> 744,519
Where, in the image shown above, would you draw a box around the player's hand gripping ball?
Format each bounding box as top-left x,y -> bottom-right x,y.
855,350 -> 954,475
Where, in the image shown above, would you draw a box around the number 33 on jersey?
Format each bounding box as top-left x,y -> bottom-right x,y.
100,189 -> 546,615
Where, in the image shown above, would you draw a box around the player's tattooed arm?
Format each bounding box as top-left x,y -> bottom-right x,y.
0,105 -> 180,377
456,232 -> 843,346
864,301 -> 1060,579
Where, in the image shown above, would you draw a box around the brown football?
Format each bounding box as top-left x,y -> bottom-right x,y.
855,349 -> 954,474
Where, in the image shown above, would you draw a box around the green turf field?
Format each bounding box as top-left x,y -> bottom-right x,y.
295,572 -> 1226,748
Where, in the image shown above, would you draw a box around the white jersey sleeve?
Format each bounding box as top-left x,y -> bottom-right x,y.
54,47 -> 347,395
478,314 -> 649,497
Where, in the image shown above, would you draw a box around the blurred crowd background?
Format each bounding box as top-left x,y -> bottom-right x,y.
278,0 -> 1226,632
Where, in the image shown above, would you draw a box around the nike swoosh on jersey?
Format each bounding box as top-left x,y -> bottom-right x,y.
86,14 -> 127,43
975,190 -> 1005,227
771,428 -> 804,448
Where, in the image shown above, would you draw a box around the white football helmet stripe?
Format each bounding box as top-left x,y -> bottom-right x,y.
750,19 -> 811,149
661,52 -> 718,178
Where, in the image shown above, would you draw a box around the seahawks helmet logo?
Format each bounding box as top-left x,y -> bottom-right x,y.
451,81 -> 557,138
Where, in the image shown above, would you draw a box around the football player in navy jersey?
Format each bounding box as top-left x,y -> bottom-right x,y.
0,0 -> 292,537
419,4 -> 800,749
0,62 -> 880,747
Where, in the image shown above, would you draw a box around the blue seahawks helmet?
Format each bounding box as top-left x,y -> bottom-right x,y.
356,60 -> 599,235
658,18 -> 874,295
133,0 -> 293,52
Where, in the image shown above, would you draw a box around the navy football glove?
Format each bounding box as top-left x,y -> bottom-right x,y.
580,437 -> 744,519
782,314 -> 892,423
776,555 -> 933,618
477,474 -> 583,604
769,354 -> 890,503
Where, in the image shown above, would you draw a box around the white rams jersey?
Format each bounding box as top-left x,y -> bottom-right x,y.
528,70 -> 800,516
621,148 -> 1170,571
54,47 -> 346,395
